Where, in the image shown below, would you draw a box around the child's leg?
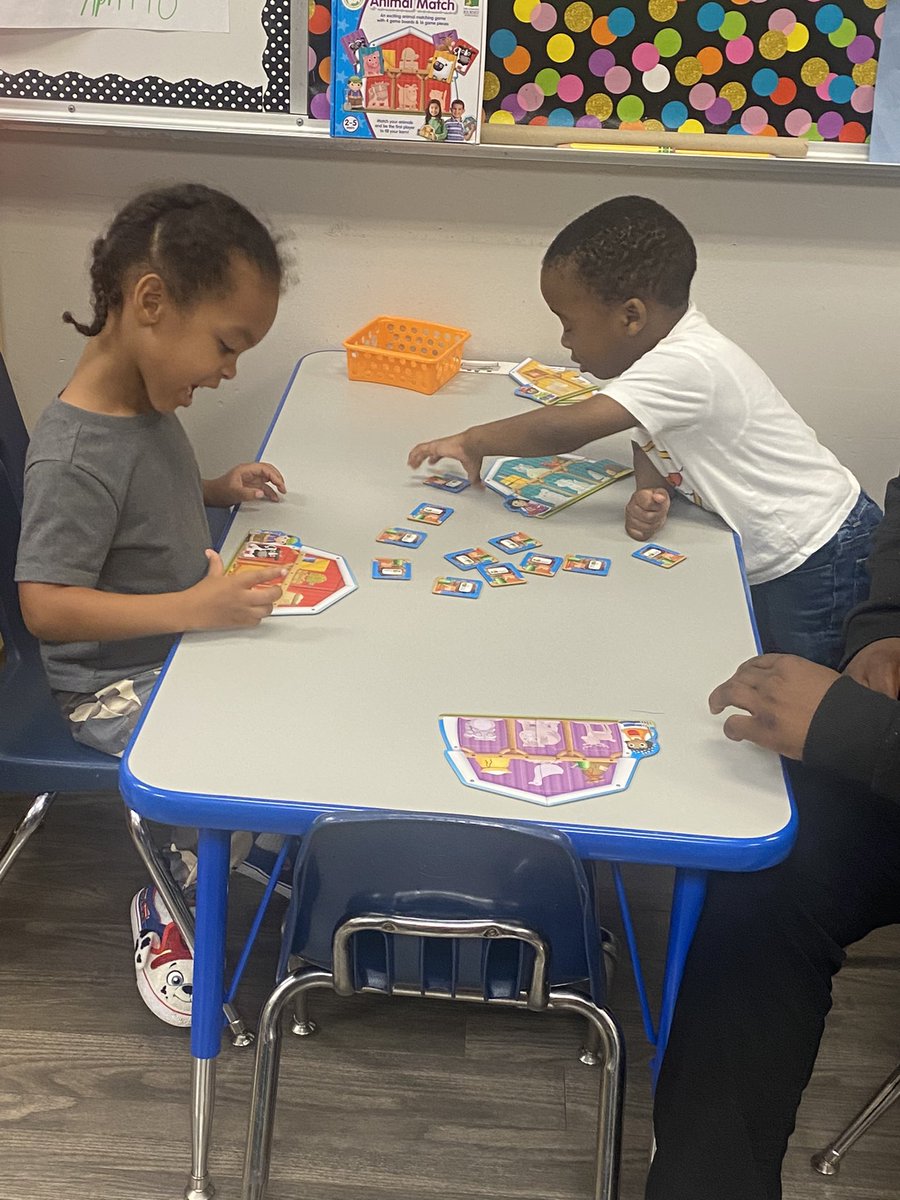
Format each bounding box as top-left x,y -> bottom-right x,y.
749,492 -> 882,669
56,670 -> 255,1025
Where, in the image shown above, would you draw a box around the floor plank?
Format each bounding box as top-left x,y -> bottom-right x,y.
0,792 -> 897,1199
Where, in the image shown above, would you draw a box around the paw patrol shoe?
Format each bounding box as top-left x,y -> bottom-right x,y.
130,886 -> 193,1027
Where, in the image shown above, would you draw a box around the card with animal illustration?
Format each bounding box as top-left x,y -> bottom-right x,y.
484,454 -> 632,518
225,530 -> 356,615
440,715 -> 659,806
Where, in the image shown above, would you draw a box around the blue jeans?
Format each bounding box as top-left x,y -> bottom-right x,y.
749,491 -> 882,670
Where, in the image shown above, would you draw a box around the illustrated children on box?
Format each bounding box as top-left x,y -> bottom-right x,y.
341,26 -> 477,140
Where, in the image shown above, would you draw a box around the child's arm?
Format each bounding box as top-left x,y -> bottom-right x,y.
407,393 -> 635,484
19,550 -> 285,642
625,442 -> 673,542
203,461 -> 286,507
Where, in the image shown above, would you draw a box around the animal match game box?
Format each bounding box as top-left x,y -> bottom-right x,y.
331,0 -> 487,144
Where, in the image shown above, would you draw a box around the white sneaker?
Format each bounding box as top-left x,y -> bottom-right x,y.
130,886 -> 193,1027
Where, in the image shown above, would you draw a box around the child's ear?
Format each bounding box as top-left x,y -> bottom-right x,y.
132,272 -> 168,327
621,297 -> 648,336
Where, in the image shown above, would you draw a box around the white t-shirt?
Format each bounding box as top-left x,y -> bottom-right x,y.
602,305 -> 859,586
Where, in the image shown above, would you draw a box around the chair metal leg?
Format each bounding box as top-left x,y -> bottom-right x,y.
125,809 -> 253,1047
290,987 -> 318,1037
811,1062 -> 900,1176
550,990 -> 625,1200
0,791 -> 56,887
243,971 -> 333,1200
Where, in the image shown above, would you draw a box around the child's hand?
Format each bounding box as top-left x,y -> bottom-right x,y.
187,550 -> 286,630
205,462 -> 286,507
408,432 -> 483,486
625,488 -> 671,541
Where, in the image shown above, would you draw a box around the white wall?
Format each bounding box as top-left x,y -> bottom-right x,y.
1,129 -> 898,500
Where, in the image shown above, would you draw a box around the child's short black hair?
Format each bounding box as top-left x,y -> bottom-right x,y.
63,183 -> 283,337
543,196 -> 696,308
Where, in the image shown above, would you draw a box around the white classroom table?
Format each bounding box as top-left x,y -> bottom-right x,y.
120,352 -> 794,1199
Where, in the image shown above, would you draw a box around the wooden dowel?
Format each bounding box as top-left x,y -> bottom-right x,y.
482,124 -> 808,159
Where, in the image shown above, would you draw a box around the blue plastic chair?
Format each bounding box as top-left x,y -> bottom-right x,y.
242,812 -> 625,1200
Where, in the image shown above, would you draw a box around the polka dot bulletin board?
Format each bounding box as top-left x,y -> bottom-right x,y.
308,0 -> 332,122
482,2 -> 885,142
0,0 -> 291,114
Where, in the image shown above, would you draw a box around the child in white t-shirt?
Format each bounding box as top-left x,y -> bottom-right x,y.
408,195 -> 880,669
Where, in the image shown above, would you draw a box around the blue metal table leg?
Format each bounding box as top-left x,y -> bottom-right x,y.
651,867 -> 707,1086
184,827 -> 231,1200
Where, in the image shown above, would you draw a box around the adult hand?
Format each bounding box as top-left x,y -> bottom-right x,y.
708,653 -> 840,760
206,462 -> 286,507
187,550 -> 285,629
844,638 -> 900,699
624,488 -> 671,541
407,432 -> 483,486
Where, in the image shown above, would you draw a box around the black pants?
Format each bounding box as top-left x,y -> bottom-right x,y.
645,762 -> 900,1200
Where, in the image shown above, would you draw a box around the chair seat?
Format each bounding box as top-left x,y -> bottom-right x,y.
0,650 -> 119,793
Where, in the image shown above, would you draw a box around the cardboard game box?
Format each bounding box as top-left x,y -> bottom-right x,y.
331,0 -> 487,144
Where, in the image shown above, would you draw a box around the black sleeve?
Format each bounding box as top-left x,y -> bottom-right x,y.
842,473 -> 900,664
803,675 -> 900,803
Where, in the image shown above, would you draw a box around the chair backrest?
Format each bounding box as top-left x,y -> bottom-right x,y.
0,457 -> 34,665
280,812 -> 606,1006
0,352 -> 28,511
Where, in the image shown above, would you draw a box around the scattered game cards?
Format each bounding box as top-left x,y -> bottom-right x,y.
488,531 -> 542,555
632,544 -> 686,569
433,575 -> 482,599
444,546 -> 498,571
521,552 -> 562,577
372,558 -> 412,581
478,562 -> 526,587
562,555 -> 611,576
422,473 -> 470,494
376,527 -> 427,549
408,503 -> 454,526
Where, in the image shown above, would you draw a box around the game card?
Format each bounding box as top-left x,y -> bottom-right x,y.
520,552 -> 562,577
444,546 -> 497,571
488,531 -> 542,555
408,502 -> 454,525
372,558 -> 412,581
632,544 -> 686,569
478,562 -> 526,587
433,575 -> 482,599
376,527 -> 427,548
422,473 -> 470,494
562,555 -> 611,576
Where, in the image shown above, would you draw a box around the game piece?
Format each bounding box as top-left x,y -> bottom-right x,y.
562,555 -> 611,576
372,558 -> 412,581
444,546 -> 498,571
520,552 -> 562,577
478,562 -> 526,587
484,453 -> 632,518
432,575 -> 482,599
422,472 -> 470,494
509,359 -> 604,406
632,544 -> 687,569
226,530 -> 357,615
488,531 -> 542,555
440,714 -> 659,806
376,527 -> 427,548
408,502 -> 454,525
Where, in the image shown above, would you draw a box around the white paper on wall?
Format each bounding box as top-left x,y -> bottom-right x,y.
0,0 -> 229,34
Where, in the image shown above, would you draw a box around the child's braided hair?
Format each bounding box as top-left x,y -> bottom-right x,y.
63,183 -> 283,337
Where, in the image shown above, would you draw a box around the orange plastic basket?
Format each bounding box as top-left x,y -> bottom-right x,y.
343,316 -> 471,396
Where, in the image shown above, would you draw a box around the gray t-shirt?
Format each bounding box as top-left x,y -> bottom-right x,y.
15,397 -> 211,692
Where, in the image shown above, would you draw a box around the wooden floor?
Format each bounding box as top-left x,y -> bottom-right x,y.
1,791 -> 898,1200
